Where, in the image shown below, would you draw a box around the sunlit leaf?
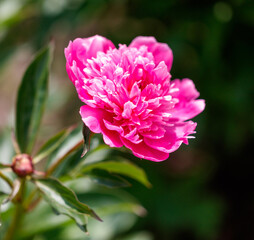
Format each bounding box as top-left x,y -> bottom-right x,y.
52,146 -> 83,178
45,125 -> 82,170
34,126 -> 75,164
80,160 -> 151,188
98,202 -> 147,217
70,145 -> 115,176
0,191 -> 9,227
34,178 -> 102,233
15,44 -> 53,154
87,169 -> 131,188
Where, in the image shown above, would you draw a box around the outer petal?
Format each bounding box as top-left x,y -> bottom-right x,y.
144,121 -> 197,153
121,137 -> 169,162
129,36 -> 173,71
65,35 -> 115,83
80,105 -> 123,148
172,78 -> 200,100
171,79 -> 205,121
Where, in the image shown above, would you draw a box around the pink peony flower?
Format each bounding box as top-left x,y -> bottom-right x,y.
65,35 -> 205,161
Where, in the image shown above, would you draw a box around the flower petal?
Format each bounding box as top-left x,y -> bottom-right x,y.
172,78 -> 200,100
129,36 -> 173,71
65,35 -> 115,83
65,36 -> 205,162
144,121 -> 197,153
170,79 -> 205,121
171,99 -> 205,121
121,137 -> 169,162
80,105 -> 123,148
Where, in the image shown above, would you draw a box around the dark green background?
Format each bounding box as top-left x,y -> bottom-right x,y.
0,0 -> 253,239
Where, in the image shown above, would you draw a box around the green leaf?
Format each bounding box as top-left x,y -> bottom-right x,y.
45,125 -> 82,170
0,191 -> 9,227
15,44 -> 53,153
81,123 -> 91,157
34,178 -> 102,232
34,126 -> 75,164
87,169 -> 131,188
80,160 -> 151,188
70,145 -> 114,176
0,128 -> 15,165
98,202 -> 147,217
0,191 -> 8,197
52,146 -> 83,178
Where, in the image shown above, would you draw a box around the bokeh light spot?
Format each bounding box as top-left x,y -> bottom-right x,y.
213,2 -> 233,22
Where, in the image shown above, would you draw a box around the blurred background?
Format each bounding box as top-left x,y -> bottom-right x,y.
0,0 -> 253,239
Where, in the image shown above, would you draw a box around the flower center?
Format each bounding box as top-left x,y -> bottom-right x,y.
82,45 -> 177,138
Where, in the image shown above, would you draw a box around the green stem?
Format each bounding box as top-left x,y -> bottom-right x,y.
23,188 -> 37,210
0,171 -> 13,189
3,178 -> 26,240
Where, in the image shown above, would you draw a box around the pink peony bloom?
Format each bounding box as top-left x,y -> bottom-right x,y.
65,35 -> 205,161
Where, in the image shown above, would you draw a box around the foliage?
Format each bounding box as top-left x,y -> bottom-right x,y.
0,0 -> 253,239
0,44 -> 150,240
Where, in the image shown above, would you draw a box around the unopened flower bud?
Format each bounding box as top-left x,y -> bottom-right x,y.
12,154 -> 34,177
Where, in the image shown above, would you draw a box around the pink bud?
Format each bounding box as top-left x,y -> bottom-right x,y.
12,154 -> 34,177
